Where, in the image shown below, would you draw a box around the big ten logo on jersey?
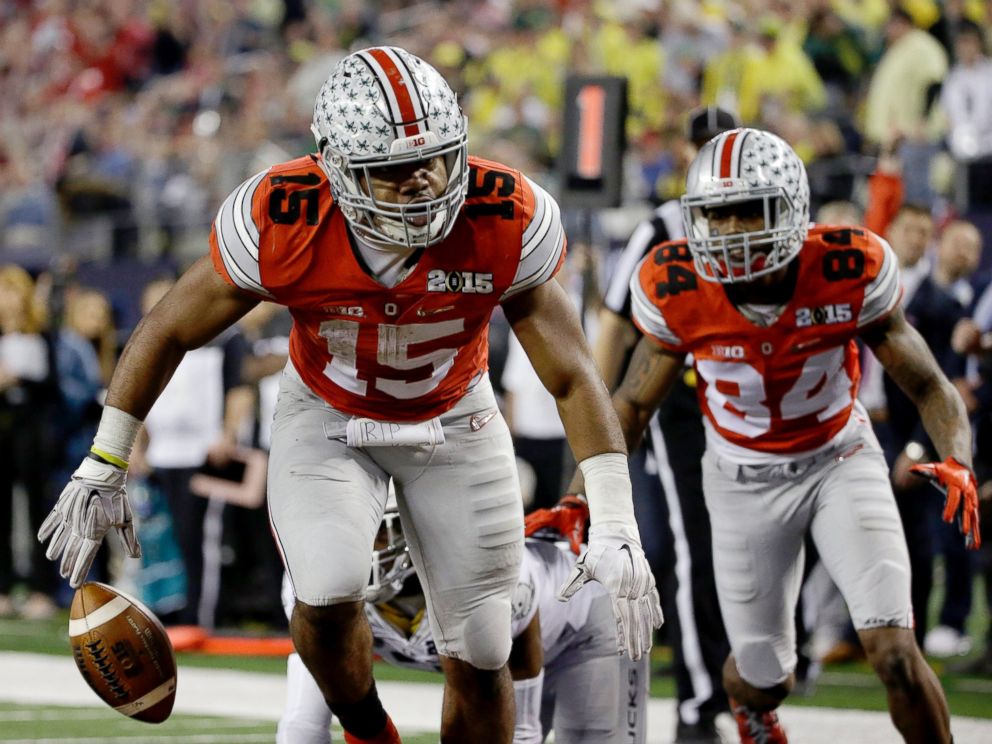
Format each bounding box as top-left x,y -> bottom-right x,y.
427,269 -> 494,294
795,303 -> 852,328
466,166 -> 516,220
323,304 -> 365,317
652,241 -> 697,298
712,344 -> 746,359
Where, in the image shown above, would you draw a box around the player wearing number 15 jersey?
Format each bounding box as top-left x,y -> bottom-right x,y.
38,46 -> 661,744
615,128 -> 979,744
209,151 -> 556,422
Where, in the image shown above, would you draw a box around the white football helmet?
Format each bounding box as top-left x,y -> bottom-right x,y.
311,46 -> 468,249
366,496 -> 417,604
681,128 -> 810,283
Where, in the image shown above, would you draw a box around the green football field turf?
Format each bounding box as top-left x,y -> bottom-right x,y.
2,605 -> 991,716
0,701 -> 276,743
0,701 -> 441,743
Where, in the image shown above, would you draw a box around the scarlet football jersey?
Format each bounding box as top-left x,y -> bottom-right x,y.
632,225 -> 900,459
210,155 -> 565,421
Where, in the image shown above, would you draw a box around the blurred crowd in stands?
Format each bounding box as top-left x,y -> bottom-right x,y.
1,0 -> 992,676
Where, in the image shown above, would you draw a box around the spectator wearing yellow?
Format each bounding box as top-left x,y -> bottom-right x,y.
701,19 -> 763,118
864,8 -> 948,205
864,8 -> 948,146
736,16 -> 827,124
463,25 -> 569,145
593,14 -> 666,139
832,0 -> 899,36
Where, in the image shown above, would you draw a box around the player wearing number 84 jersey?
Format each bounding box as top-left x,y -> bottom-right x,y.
635,224 -> 894,459
620,127 -> 978,744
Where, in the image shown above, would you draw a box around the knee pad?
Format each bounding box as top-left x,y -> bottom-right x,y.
460,596 -> 513,670
735,638 -> 794,690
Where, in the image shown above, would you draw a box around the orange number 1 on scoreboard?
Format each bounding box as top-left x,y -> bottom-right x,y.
576,84 -> 605,180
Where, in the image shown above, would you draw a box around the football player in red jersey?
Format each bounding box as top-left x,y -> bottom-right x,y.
37,47 -> 661,744
599,128 -> 978,744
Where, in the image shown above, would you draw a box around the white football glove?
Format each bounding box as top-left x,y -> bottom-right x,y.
557,522 -> 663,660
37,456 -> 141,587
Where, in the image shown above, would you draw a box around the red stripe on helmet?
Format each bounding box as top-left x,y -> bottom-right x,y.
719,130 -> 739,178
368,48 -> 422,137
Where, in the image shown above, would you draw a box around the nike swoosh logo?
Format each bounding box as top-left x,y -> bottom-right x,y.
620,543 -> 635,569
417,304 -> 455,317
791,338 -> 822,351
470,410 -> 498,431
835,443 -> 864,462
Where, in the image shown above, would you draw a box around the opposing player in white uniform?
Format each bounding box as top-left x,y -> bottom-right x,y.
278,506 -> 648,744
603,128 -> 980,744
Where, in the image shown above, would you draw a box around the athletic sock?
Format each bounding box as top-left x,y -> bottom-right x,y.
330,680 -> 389,740
342,714 -> 400,744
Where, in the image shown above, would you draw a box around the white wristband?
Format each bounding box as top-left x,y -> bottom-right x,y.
579,452 -> 638,532
92,406 -> 143,467
512,670 -> 544,744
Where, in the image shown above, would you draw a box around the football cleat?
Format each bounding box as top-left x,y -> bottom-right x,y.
730,697 -> 788,744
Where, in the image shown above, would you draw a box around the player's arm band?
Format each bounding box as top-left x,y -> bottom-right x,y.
579,452 -> 636,528
89,406 -> 143,470
512,670 -> 543,744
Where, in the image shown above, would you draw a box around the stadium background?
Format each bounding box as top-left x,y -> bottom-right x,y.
1,0 -> 992,741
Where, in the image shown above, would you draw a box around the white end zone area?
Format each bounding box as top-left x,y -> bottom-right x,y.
3,652 -> 991,743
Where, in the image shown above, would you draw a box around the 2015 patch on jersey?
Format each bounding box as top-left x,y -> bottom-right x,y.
795,303 -> 853,327
426,269 -> 494,294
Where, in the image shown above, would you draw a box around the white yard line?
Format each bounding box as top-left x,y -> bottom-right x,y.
3,652 -> 991,743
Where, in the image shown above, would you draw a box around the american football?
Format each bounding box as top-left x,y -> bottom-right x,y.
68,582 -> 177,724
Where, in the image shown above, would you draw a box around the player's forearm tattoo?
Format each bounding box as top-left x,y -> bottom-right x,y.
613,343 -> 674,451
623,343 -> 661,399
